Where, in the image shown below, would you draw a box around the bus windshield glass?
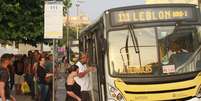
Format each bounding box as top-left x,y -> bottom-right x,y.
108,25 -> 201,77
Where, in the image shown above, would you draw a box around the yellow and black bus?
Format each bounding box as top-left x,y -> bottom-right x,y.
79,4 -> 201,101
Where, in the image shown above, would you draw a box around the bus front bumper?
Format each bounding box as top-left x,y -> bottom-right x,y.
114,75 -> 201,101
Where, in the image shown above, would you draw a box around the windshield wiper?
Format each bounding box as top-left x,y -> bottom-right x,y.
125,35 -> 130,66
128,24 -> 142,67
119,35 -> 129,72
128,24 -> 139,53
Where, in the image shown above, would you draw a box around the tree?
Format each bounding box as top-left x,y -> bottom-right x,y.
58,26 -> 76,46
0,0 -> 44,46
0,0 -> 72,46
63,0 -> 72,15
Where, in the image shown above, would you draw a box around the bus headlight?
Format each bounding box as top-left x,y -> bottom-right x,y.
108,85 -> 124,101
197,86 -> 201,98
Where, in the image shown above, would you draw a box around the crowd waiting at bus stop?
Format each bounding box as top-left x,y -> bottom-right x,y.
0,50 -> 55,101
0,48 -> 96,101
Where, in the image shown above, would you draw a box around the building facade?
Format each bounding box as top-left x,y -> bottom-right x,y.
63,15 -> 90,27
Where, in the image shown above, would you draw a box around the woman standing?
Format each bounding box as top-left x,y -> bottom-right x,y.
66,65 -> 81,101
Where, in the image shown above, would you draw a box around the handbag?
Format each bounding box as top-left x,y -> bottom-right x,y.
21,81 -> 30,94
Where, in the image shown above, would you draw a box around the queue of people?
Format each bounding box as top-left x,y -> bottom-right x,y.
0,49 -> 96,101
0,50 -> 55,101
26,50 -> 54,101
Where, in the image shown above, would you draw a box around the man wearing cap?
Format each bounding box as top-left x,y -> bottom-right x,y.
0,54 -> 16,101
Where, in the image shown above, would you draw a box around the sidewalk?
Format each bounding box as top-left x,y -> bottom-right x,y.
15,94 -> 32,101
11,90 -> 32,101
13,74 -> 66,101
55,66 -> 66,101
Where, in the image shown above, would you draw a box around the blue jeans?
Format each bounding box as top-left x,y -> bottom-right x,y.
25,74 -> 35,99
39,84 -> 49,101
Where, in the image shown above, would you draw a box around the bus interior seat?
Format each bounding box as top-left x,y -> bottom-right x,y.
170,52 -> 192,68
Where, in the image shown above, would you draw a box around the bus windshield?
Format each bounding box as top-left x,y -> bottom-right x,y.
108,25 -> 201,77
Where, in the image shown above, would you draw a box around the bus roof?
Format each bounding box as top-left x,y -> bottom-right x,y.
79,13 -> 103,34
107,3 -> 197,12
79,3 -> 199,36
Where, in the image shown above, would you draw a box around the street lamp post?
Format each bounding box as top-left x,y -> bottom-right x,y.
76,3 -> 80,39
75,0 -> 85,39
65,8 -> 69,59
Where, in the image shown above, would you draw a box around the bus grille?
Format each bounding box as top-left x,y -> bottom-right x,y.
124,86 -> 196,94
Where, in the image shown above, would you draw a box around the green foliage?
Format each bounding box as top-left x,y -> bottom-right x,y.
0,0 -> 44,46
63,0 -> 72,15
0,0 -> 72,46
58,26 -> 76,46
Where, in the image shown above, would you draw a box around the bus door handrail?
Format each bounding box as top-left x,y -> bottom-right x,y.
176,45 -> 201,73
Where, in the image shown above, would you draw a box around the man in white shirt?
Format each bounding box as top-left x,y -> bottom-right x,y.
75,53 -> 96,101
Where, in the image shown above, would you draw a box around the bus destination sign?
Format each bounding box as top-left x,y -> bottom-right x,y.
110,6 -> 196,26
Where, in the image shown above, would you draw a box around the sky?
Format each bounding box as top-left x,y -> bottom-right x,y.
69,0 -> 145,21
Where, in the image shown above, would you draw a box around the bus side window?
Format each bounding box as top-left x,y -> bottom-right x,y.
92,36 -> 97,65
196,27 -> 201,70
